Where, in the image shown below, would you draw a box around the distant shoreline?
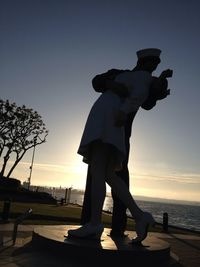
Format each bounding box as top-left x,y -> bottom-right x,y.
28,185 -> 200,206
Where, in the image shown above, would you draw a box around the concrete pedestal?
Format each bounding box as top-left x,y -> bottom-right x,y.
32,225 -> 178,267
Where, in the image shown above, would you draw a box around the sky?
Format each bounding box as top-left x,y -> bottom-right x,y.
1,0 -> 200,202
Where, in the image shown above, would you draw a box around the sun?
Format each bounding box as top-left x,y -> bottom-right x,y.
72,159 -> 88,175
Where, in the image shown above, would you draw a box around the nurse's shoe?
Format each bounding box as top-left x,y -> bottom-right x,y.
67,223 -> 104,240
132,212 -> 155,244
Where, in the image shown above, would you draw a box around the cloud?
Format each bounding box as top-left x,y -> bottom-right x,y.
130,171 -> 200,185
5,160 -> 73,172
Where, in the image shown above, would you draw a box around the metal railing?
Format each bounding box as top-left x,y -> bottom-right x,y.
12,208 -> 33,245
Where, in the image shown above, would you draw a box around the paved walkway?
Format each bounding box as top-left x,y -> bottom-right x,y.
0,223 -> 200,267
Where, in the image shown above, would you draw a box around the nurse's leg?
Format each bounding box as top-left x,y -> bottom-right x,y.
106,165 -> 155,242
106,163 -> 143,221
67,142 -> 108,238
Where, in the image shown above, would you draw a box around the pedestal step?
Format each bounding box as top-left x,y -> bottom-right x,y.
32,225 -> 178,267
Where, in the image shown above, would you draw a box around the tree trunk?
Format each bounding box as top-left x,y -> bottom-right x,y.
0,155 -> 10,177
6,151 -> 26,178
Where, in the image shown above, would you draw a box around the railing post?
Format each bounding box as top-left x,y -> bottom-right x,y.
163,212 -> 168,232
66,187 -> 72,204
65,188 -> 68,204
1,199 -> 11,223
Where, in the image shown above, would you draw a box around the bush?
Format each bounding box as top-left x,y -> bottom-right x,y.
0,182 -> 57,204
0,177 -> 21,190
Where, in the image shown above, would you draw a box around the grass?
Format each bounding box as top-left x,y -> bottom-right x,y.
1,201 -> 80,223
0,200 -> 107,221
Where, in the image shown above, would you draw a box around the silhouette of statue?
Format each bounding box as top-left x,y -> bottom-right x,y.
80,48 -> 172,238
68,48 -> 172,242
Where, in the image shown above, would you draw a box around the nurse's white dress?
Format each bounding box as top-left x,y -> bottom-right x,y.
77,90 -> 125,165
77,70 -> 152,166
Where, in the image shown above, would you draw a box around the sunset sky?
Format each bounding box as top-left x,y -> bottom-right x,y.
1,0 -> 200,202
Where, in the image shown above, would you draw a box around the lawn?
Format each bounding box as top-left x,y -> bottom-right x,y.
0,200 -> 139,229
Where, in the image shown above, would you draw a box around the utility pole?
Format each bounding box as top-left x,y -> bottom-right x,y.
28,137 -> 37,190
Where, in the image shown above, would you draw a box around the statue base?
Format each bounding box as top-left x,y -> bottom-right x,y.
32,225 -> 178,266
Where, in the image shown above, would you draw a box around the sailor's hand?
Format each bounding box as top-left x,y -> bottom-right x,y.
156,89 -> 171,100
160,69 -> 173,79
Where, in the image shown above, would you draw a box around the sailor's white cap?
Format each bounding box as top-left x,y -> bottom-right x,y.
136,48 -> 161,59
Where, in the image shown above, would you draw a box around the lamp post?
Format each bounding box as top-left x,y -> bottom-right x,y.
28,137 -> 37,190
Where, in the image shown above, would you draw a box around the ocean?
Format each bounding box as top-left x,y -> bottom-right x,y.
69,191 -> 200,232
38,187 -> 200,232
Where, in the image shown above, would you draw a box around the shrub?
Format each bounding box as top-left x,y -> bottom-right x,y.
0,177 -> 21,190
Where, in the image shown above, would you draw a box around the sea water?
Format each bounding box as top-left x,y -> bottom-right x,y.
38,187 -> 200,232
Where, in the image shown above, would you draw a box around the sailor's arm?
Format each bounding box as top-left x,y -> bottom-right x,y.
92,69 -> 129,97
